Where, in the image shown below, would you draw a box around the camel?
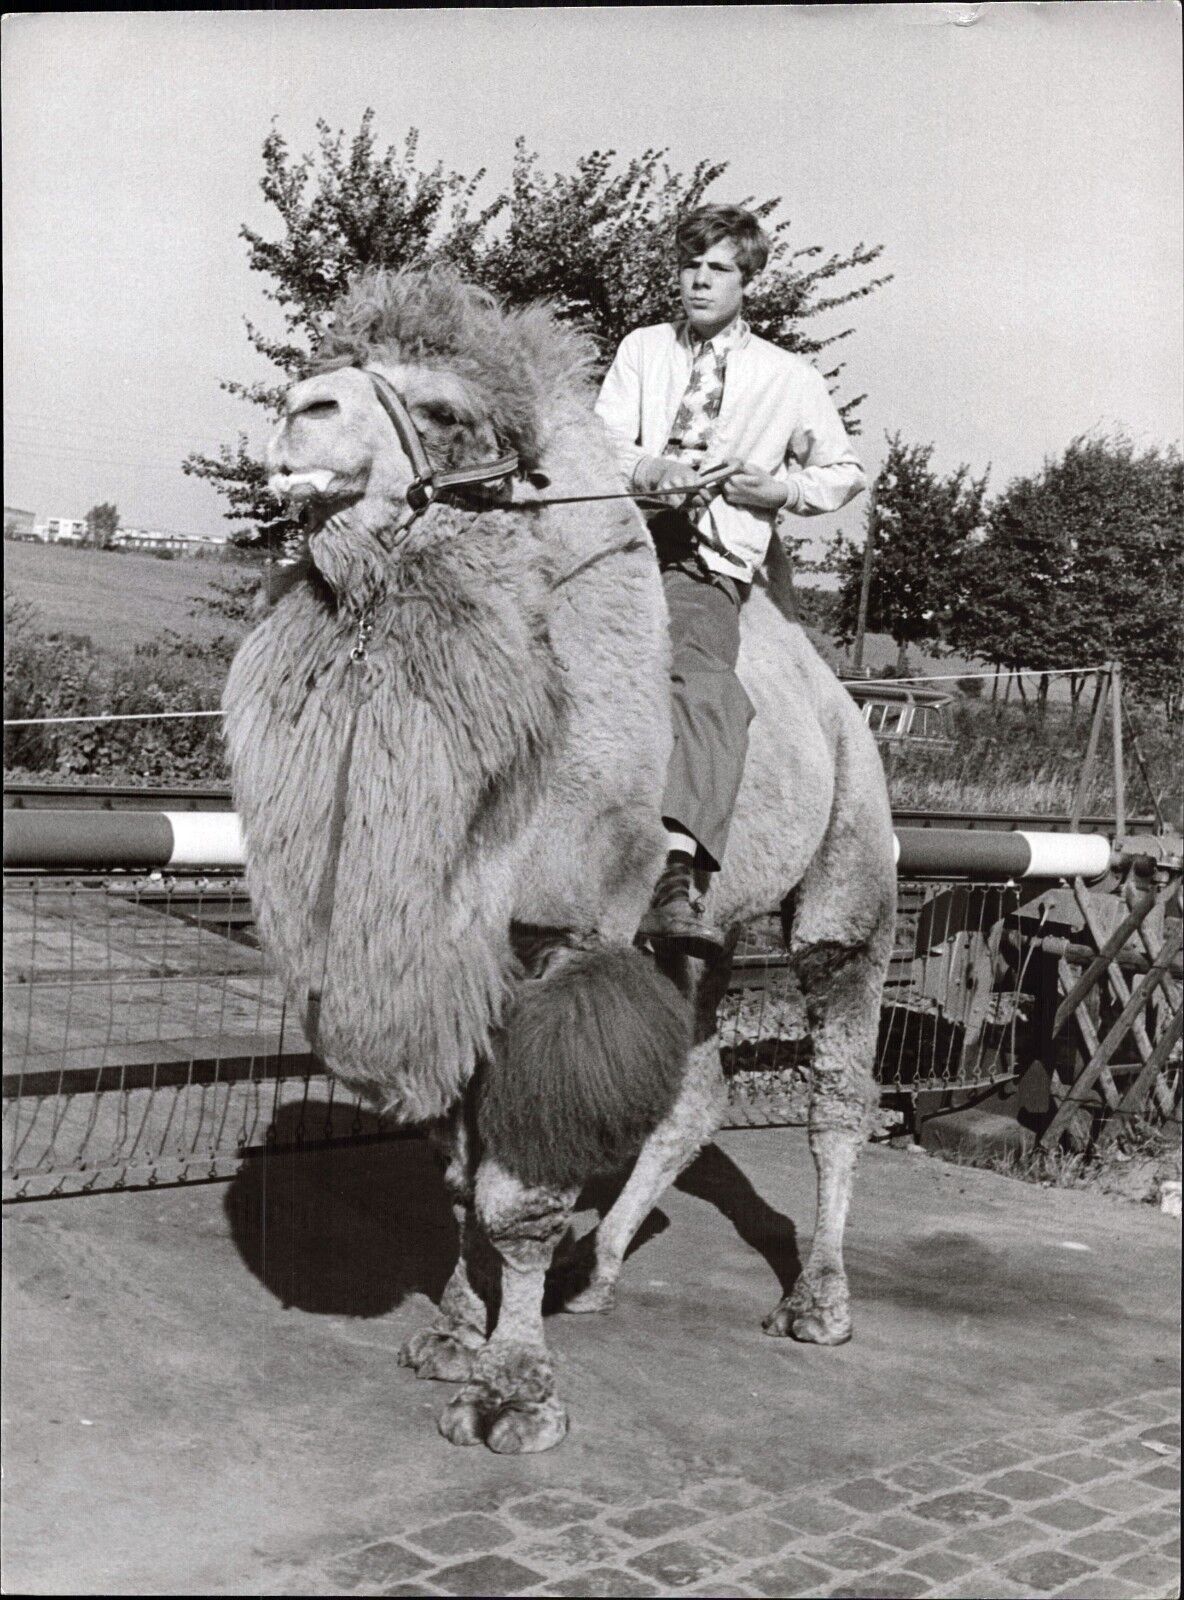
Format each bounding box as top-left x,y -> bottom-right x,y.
223,266 -> 896,1455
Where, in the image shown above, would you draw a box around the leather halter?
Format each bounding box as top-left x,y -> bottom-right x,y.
363,367 -> 519,512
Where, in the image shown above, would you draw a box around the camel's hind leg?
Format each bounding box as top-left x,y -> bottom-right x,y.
762,905 -> 891,1345
557,944 -> 733,1315
438,1161 -> 578,1454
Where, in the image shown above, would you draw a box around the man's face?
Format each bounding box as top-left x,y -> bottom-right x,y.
679,238 -> 745,336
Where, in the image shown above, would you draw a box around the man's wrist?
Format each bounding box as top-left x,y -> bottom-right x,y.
780,478 -> 801,512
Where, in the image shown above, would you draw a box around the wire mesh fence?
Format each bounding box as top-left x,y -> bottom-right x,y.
4,868 -> 1176,1197
3,872 -> 397,1198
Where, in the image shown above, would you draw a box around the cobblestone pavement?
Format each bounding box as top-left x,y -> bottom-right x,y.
292,1389 -> 1180,1598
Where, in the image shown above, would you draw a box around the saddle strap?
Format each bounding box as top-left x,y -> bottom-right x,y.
304,694 -> 363,1049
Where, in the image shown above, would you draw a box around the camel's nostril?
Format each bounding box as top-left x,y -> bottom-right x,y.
291,399 -> 340,421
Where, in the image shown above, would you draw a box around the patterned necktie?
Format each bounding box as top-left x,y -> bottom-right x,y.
664,337 -> 727,466
660,328 -> 746,569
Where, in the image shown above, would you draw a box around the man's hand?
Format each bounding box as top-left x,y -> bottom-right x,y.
720,461 -> 790,513
632,455 -> 704,497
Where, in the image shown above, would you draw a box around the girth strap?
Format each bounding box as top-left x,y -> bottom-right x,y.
304,635 -> 371,1050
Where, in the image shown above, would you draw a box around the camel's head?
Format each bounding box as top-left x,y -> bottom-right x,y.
268,361 -> 509,514
266,267 -> 593,605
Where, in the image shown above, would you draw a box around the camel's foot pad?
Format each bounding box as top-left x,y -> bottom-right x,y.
437,1342 -> 569,1453
762,1276 -> 853,1346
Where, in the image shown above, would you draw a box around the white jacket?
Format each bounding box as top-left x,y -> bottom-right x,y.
594,320 -> 866,581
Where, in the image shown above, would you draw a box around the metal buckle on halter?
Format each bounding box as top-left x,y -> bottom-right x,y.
349,606 -> 374,663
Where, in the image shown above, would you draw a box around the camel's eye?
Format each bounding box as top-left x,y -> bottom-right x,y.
294,399 -> 339,420
422,403 -> 460,427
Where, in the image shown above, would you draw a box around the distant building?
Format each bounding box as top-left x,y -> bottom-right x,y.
3,506 -> 38,541
44,516 -> 88,544
111,526 -> 228,556
12,513 -> 228,554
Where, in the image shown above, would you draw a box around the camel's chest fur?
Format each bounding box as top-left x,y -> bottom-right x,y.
222,528 -> 568,1119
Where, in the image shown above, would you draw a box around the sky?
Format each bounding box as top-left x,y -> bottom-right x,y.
3,3 -> 1181,557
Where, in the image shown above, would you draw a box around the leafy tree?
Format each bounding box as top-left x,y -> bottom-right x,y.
84,501 -> 120,549
185,110 -> 890,550
182,434 -> 296,554
829,434 -> 988,673
949,434 -> 1183,715
471,140 -> 888,398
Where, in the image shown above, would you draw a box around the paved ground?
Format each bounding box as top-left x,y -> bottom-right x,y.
2,1128 -> 1179,1597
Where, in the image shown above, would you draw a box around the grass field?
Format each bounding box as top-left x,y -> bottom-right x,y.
4,539 -> 970,678
3,542 -> 250,651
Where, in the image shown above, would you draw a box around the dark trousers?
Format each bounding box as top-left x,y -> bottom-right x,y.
659,556 -> 753,871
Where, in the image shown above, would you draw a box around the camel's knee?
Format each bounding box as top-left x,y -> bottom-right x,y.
791,937 -> 873,1031
475,1159 -> 577,1273
791,939 -> 882,1130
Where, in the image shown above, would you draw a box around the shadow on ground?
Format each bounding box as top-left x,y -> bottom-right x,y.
223,1107 -> 455,1317
226,1112 -> 802,1324
676,1140 -> 802,1294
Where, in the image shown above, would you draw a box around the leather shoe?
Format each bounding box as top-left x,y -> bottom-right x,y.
638,855 -> 726,960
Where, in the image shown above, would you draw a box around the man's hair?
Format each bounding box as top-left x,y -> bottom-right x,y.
675,205 -> 771,284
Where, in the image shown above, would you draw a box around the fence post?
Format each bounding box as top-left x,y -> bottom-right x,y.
1070,668 -> 1109,831
1110,661 -> 1125,841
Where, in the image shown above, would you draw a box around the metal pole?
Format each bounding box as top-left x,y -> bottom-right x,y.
851,505 -> 876,674
1070,669 -> 1109,831
1110,661 -> 1126,841
1123,699 -> 1167,832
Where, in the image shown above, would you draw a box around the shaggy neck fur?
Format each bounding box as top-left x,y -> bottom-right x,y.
223,506 -> 569,1121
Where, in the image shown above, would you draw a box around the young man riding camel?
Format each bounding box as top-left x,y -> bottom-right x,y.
595,203 -> 867,958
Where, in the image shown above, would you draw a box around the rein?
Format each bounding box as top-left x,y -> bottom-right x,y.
362,365 -> 738,519
304,606 -> 376,1052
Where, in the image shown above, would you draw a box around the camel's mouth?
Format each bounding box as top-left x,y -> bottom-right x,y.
268,469 -> 339,504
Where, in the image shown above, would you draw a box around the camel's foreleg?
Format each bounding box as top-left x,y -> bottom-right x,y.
435,939 -> 690,1450
763,937 -> 883,1345
399,1105 -> 490,1383
438,1160 -> 578,1454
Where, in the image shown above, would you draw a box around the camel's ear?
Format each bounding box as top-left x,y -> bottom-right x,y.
525,469 -> 551,489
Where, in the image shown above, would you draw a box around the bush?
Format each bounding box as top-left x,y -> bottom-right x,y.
794,585 -> 841,634
4,590 -> 229,783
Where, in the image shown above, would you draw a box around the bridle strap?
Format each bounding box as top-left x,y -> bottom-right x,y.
364,368 -> 435,491
364,367 -> 518,511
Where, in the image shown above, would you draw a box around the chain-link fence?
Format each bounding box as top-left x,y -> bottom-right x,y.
3,872 -> 397,1198
719,884 -> 1032,1129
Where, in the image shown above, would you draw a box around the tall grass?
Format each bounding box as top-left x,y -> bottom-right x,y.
886,695 -> 1181,818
